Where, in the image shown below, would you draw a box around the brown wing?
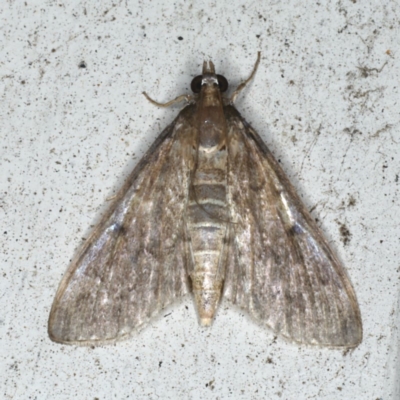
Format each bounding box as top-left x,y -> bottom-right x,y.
223,105 -> 362,348
48,105 -> 196,345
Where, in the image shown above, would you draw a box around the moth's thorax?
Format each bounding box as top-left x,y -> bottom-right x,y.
196,74 -> 227,153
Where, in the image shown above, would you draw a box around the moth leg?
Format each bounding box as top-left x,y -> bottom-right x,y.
143,92 -> 193,108
229,52 -> 261,104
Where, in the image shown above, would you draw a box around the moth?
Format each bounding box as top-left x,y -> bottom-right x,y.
48,53 -> 362,348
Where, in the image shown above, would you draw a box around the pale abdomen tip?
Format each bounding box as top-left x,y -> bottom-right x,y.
200,317 -> 212,327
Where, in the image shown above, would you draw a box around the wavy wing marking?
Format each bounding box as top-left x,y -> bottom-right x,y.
48,105 -> 196,344
224,105 -> 362,348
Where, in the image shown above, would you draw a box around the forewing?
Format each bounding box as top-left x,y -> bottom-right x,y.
48,105 -> 196,344
224,105 -> 362,348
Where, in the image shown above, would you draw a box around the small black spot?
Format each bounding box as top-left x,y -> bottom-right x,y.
177,36 -> 183,41
289,223 -> 303,236
159,361 -> 162,367
348,196 -> 356,207
339,223 -> 351,246
51,48 -> 56,53
112,223 -> 126,235
284,290 -> 293,302
256,34 -> 261,38
205,379 -> 215,390
79,61 -> 87,69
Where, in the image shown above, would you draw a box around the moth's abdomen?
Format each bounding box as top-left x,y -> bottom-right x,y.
187,149 -> 228,326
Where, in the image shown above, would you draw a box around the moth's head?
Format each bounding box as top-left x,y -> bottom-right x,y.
190,60 -> 228,94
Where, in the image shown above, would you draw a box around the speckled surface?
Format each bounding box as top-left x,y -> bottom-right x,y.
1,1 -> 399,399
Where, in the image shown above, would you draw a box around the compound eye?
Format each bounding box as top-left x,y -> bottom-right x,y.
216,75 -> 228,92
190,75 -> 203,93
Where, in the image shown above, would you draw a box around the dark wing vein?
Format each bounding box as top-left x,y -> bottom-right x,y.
48,105 -> 196,344
224,105 -> 362,347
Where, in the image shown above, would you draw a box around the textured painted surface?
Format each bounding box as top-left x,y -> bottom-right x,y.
1,1 -> 399,399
